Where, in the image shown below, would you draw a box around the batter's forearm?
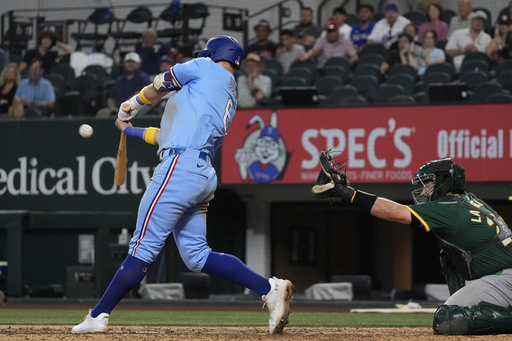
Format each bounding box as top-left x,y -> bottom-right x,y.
141,85 -> 169,104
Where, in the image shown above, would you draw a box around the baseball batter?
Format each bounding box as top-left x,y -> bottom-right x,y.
72,35 -> 293,334
313,152 -> 512,335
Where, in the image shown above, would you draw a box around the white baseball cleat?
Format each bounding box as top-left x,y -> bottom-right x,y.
262,277 -> 294,334
71,309 -> 109,334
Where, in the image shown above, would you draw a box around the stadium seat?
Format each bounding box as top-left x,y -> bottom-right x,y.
320,65 -> 347,82
403,10 -> 425,26
459,59 -> 489,78
388,94 -> 415,104
388,63 -> 417,80
71,7 -> 115,52
50,63 -> 76,89
421,71 -> 452,92
458,70 -> 488,91
385,73 -> 415,94
323,85 -> 358,105
470,81 -> 503,102
289,58 -> 316,73
423,62 -> 453,81
495,59 -> 512,76
349,74 -> 379,99
264,58 -> 284,76
462,51 -> 490,67
111,6 -> 153,52
358,53 -> 384,66
371,83 -> 405,103
324,56 -> 350,71
279,77 -> 308,87
353,63 -> 381,78
315,75 -> 343,97
282,66 -> 314,84
340,95 -> 367,105
360,43 -> 387,58
485,92 -> 512,103
45,73 -> 68,95
496,69 -> 512,91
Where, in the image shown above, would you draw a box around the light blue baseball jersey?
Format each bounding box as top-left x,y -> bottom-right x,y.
129,57 -> 238,268
157,57 -> 238,159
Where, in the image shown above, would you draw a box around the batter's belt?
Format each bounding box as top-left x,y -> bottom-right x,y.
159,148 -> 210,163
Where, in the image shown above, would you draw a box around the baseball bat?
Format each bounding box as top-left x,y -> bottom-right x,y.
114,103 -> 131,186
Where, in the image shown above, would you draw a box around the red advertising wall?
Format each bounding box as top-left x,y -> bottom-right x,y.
221,104 -> 512,184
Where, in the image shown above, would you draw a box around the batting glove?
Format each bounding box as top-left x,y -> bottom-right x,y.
118,96 -> 142,121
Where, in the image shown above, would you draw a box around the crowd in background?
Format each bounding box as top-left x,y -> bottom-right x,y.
1,0 -> 512,116
238,0 -> 512,108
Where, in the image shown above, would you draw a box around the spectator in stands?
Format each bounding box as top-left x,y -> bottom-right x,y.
497,30 -> 512,62
500,1 -> 512,29
417,30 -> 446,76
445,11 -> 492,72
320,7 -> 352,41
246,19 -> 278,60
299,20 -> 358,69
19,30 -> 74,75
448,0 -> 475,38
8,58 -> 55,118
418,3 -> 449,44
488,15 -> 511,61
275,30 -> 305,74
136,28 -> 171,76
237,53 -> 272,108
0,63 -> 21,115
390,23 -> 421,50
292,7 -> 322,48
96,52 -> 149,117
367,3 -> 411,49
158,54 -> 176,73
350,3 -> 376,51
380,33 -> 419,75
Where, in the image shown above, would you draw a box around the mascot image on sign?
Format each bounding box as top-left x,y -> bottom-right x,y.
235,111 -> 289,183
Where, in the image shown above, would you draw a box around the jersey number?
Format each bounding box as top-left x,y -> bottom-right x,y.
223,98 -> 234,133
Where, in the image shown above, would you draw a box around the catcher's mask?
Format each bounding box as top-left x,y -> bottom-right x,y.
411,158 -> 465,204
195,35 -> 244,69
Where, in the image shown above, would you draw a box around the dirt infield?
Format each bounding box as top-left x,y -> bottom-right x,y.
0,326 -> 511,341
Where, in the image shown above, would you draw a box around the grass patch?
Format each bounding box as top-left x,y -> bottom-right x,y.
0,309 -> 433,328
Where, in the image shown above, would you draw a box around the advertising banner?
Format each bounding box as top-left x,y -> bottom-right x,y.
221,104 -> 512,184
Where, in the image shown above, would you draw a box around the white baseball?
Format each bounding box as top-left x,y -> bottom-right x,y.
79,124 -> 93,138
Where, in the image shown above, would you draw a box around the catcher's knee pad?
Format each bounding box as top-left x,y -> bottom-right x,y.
433,304 -> 474,335
433,302 -> 512,335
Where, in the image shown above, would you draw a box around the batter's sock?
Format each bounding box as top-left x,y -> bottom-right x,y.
91,255 -> 149,317
202,252 -> 271,296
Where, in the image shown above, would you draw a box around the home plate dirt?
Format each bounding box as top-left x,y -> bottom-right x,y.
0,326 -> 511,341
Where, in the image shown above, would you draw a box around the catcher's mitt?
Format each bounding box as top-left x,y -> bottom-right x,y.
311,150 -> 349,198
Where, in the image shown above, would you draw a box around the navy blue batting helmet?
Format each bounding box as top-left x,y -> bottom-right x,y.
196,35 -> 244,69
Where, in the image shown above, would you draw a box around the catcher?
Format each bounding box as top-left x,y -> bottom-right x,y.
312,150 -> 512,335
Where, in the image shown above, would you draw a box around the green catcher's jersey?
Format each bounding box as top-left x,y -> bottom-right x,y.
407,193 -> 512,279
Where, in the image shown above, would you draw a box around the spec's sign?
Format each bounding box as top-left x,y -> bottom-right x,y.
221,104 -> 512,184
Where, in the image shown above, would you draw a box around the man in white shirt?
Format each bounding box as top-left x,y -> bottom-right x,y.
445,11 -> 491,72
320,7 -> 352,41
275,29 -> 306,73
448,0 -> 475,38
367,3 -> 410,49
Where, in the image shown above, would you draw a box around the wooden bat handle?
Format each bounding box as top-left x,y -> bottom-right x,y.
114,132 -> 127,186
121,103 -> 131,113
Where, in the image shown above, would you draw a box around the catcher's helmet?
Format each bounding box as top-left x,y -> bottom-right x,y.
196,35 -> 244,69
411,158 -> 465,204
